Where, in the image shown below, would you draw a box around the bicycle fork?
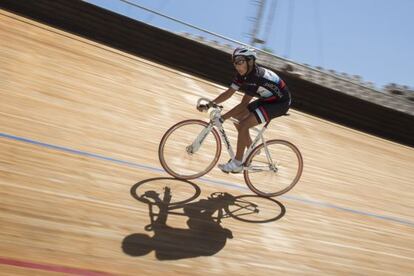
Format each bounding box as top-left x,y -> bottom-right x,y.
187,122 -> 236,160
186,123 -> 214,154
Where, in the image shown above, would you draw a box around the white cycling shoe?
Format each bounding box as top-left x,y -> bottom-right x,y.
218,159 -> 243,174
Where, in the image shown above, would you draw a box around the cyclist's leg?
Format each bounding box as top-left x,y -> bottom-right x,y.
222,103 -> 249,121
218,106 -> 258,173
223,104 -> 253,148
218,112 -> 259,173
259,99 -> 290,121
244,99 -> 290,157
233,109 -> 253,148
235,113 -> 260,162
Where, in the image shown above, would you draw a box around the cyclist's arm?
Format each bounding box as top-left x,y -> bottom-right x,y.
211,87 -> 237,104
240,94 -> 253,106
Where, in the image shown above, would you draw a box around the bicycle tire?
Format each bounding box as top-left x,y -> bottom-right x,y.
159,119 -> 222,179
244,139 -> 303,197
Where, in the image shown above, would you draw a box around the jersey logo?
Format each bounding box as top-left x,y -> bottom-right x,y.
263,82 -> 278,91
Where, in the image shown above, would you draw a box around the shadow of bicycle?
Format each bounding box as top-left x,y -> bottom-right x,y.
122,177 -> 285,260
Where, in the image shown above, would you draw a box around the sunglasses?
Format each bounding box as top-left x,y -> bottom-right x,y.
233,58 -> 246,66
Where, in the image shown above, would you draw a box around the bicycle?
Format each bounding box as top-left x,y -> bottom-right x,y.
158,98 -> 303,197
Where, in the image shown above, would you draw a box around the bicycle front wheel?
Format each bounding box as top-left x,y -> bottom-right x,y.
159,119 -> 221,179
244,139 -> 303,197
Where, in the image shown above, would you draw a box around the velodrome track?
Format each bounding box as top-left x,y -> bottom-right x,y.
1,10 -> 413,275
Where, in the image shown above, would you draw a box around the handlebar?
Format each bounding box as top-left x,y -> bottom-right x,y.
197,97 -> 223,110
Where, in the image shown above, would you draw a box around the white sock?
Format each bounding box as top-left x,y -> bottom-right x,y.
233,159 -> 242,166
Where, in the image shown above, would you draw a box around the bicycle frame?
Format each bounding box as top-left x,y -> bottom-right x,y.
215,118 -> 266,164
193,98 -> 275,168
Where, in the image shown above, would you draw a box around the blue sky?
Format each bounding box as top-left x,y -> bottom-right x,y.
86,0 -> 414,89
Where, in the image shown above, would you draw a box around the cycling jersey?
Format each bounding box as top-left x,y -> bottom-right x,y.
230,65 -> 291,103
230,65 -> 291,124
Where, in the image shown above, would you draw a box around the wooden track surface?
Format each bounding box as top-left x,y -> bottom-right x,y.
1,11 -> 413,275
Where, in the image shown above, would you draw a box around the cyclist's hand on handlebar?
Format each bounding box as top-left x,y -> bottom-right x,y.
197,100 -> 223,112
197,103 -> 211,112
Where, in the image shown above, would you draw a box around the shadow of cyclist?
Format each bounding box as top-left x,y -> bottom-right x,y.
123,185 -> 233,260
123,177 -> 285,260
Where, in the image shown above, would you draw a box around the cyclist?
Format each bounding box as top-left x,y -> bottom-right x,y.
198,46 -> 292,173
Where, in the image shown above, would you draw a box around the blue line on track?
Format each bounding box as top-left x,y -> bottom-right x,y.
1,132 -> 413,227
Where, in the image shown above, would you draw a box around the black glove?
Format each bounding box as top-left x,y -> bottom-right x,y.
197,103 -> 211,112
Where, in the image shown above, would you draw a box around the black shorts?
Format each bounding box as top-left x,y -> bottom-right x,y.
248,98 -> 291,124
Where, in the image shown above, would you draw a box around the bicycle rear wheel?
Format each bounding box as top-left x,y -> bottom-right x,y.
244,139 -> 303,197
159,119 -> 221,179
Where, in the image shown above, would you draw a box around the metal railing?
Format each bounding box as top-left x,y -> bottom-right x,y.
84,0 -> 413,114
105,0 -> 384,93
